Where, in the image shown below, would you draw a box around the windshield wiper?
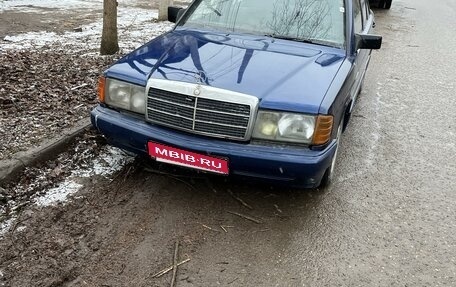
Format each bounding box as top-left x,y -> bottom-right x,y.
264,34 -> 315,44
264,34 -> 338,48
202,0 -> 222,16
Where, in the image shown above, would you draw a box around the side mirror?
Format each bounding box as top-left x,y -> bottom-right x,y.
355,34 -> 382,50
168,6 -> 185,23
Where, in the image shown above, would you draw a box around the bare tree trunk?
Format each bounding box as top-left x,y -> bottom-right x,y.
100,0 -> 119,55
158,0 -> 173,21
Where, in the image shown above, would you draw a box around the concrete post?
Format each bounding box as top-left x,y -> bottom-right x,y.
158,0 -> 173,21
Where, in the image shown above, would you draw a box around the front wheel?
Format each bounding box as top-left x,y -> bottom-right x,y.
318,122 -> 343,188
378,0 -> 392,9
384,0 -> 392,9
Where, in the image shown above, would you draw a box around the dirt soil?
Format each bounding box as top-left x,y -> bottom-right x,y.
0,150 -> 293,286
0,10 -> 100,40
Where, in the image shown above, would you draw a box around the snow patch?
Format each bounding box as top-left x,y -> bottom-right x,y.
16,225 -> 27,232
0,217 -> 15,238
1,146 -> 133,235
33,146 -> 133,207
34,181 -> 83,207
1,7 -> 173,53
73,147 -> 133,178
0,0 -> 103,12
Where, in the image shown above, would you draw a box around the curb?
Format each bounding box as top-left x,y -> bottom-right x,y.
0,118 -> 92,185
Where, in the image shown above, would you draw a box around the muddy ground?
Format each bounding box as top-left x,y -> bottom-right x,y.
0,10 -> 93,40
1,159 -> 302,286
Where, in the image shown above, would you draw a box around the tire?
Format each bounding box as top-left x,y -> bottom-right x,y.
378,0 -> 392,9
318,122 -> 343,188
384,0 -> 392,9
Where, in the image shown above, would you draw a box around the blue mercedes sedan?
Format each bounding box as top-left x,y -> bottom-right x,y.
91,0 -> 382,188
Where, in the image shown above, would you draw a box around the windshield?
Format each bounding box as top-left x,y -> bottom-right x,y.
179,0 -> 346,48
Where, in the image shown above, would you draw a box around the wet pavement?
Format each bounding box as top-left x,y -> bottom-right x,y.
1,0 -> 455,286
166,1 -> 456,285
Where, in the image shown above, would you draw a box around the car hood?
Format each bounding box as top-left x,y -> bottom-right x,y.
105,29 -> 345,114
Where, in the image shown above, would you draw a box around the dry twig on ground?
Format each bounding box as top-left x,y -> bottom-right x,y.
227,211 -> 262,224
152,258 -> 190,278
170,240 -> 179,287
227,189 -> 253,210
220,225 -> 234,233
202,224 -> 220,232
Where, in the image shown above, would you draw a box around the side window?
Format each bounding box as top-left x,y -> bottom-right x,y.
353,0 -> 363,33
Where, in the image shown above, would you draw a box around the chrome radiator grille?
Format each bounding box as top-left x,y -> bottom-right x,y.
146,87 -> 253,140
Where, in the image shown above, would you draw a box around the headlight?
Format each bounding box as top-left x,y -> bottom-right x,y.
253,110 -> 332,144
104,78 -> 146,114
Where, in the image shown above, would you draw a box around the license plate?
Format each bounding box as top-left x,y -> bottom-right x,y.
148,142 -> 229,175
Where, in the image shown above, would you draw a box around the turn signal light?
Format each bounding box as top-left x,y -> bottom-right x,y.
98,76 -> 106,103
312,115 -> 334,145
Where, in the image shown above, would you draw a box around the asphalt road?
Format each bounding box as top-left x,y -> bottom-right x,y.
147,0 -> 455,285
1,0 -> 455,286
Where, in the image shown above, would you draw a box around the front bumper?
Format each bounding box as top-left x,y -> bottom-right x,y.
91,106 -> 338,188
